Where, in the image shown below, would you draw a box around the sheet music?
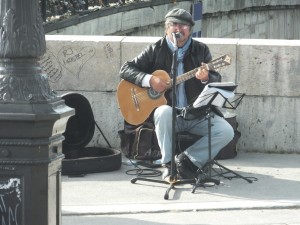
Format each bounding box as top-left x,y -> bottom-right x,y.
208,82 -> 237,91
193,85 -> 235,108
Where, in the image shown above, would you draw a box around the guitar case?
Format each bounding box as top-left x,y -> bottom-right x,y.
61,93 -> 121,176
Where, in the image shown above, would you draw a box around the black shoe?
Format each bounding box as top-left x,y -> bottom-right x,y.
175,153 -> 198,179
161,162 -> 179,181
161,162 -> 171,181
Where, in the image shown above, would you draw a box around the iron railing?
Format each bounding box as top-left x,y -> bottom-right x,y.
40,0 -> 126,22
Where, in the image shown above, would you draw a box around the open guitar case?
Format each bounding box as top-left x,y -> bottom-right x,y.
61,93 -> 121,176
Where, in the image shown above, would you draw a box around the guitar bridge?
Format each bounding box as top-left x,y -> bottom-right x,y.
131,88 -> 140,111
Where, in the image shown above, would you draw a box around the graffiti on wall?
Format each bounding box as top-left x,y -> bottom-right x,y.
103,43 -> 114,61
40,46 -> 96,83
103,43 -> 118,70
40,50 -> 63,83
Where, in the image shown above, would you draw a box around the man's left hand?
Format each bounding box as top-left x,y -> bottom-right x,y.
195,63 -> 209,82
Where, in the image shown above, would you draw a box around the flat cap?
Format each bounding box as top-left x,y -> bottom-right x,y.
165,8 -> 195,26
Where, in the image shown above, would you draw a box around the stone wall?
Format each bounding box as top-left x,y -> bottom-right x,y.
202,0 -> 300,39
45,0 -> 193,36
46,0 -> 300,40
41,35 -> 300,154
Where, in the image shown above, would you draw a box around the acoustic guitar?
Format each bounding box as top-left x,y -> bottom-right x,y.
117,55 -> 231,125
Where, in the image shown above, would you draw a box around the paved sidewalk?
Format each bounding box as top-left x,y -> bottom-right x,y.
61,152 -> 300,225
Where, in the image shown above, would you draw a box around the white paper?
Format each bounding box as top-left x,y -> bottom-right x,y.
193,85 -> 235,108
208,82 -> 236,88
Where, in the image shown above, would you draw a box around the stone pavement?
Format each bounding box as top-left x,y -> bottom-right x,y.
61,152 -> 300,225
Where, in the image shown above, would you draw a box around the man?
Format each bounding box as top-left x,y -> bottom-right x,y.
119,8 -> 234,180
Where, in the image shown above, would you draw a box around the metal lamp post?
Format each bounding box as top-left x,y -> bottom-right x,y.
0,1 -> 74,224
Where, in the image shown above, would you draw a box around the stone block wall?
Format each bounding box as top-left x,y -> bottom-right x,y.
202,0 -> 300,39
40,35 -> 300,154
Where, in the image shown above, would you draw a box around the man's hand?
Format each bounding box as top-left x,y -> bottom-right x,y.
150,76 -> 170,93
195,63 -> 209,82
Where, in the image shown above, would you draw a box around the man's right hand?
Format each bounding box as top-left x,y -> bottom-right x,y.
149,76 -> 170,93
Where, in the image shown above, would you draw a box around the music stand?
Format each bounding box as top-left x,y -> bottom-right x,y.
188,90 -> 253,193
130,34 -> 195,200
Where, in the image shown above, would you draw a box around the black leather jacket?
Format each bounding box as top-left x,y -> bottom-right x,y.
119,36 -> 221,106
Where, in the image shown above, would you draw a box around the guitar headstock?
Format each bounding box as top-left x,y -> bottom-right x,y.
204,55 -> 231,71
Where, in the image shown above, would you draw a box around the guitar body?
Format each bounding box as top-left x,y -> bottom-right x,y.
117,55 -> 231,125
117,70 -> 170,125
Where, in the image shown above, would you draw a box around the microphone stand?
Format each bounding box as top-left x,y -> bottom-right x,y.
169,32 -> 179,182
160,33 -> 196,198
130,33 -> 195,200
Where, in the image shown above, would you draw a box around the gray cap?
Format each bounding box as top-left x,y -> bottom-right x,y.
165,8 -> 195,26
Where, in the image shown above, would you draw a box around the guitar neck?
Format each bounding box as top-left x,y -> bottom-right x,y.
170,55 -> 231,86
171,68 -> 198,86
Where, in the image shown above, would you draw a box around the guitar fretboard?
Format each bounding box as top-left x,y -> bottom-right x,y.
167,55 -> 230,87
175,68 -> 198,85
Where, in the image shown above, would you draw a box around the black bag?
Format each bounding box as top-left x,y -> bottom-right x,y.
118,116 -> 240,161
118,122 -> 161,161
215,116 -> 241,160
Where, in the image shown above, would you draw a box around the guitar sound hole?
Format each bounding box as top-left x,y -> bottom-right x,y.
148,88 -> 161,99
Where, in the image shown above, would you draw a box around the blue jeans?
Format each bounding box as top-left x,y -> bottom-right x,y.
153,105 -> 234,168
